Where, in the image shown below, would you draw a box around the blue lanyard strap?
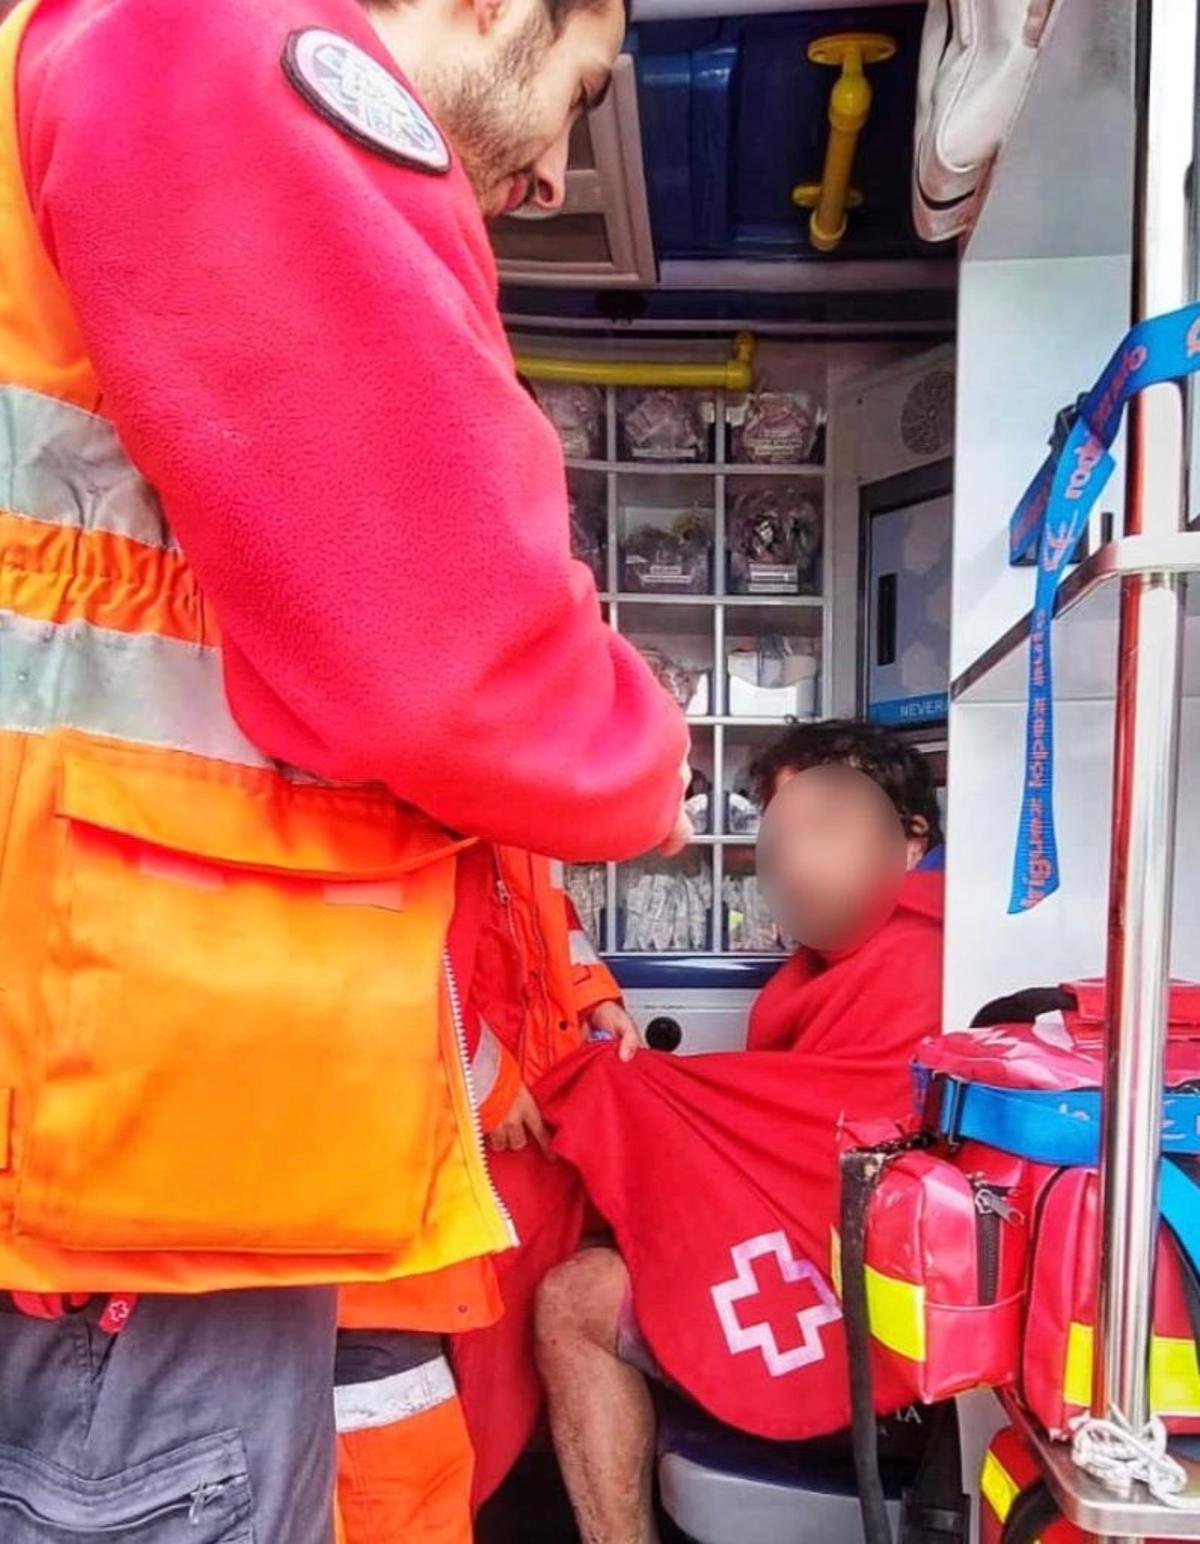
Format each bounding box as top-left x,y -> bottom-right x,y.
1007,304 -> 1200,913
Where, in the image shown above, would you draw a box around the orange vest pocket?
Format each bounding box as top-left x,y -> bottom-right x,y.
16,745 -> 463,1254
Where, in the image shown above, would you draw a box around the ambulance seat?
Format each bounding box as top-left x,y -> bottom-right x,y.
656,1393 -> 924,1544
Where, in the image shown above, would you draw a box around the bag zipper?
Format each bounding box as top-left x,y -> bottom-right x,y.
0,1478 -> 233,1533
972,1180 -> 1023,1304
442,945 -> 516,1244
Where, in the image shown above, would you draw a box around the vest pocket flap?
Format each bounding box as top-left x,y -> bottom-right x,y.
55,744 -> 468,880
22,738 -> 469,1254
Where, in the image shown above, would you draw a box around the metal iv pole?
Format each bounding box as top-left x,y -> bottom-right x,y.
1092,2 -> 1197,1541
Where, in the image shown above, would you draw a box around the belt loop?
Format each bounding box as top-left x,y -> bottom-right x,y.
923,1074 -> 966,1149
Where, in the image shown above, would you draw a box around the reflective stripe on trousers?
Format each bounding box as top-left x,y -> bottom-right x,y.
334,1356 -> 457,1434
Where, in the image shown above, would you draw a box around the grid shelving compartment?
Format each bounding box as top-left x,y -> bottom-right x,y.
555,381 -> 831,958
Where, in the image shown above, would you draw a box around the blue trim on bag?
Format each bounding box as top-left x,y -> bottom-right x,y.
923,1074 -> 1200,1163
919,1071 -> 1200,1272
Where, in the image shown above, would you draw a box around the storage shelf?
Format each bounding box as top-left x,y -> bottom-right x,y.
558,377 -> 832,958
567,458 -> 824,478
608,950 -> 787,960
1000,1392 -> 1200,1537
950,532 -> 1200,705
603,593 -> 824,608
681,833 -> 761,845
687,715 -> 814,727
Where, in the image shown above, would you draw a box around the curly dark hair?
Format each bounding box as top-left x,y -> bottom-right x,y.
747,719 -> 944,848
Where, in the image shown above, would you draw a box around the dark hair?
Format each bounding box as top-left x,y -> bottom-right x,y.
544,0 -> 629,31
748,719 -> 944,849
365,0 -> 624,31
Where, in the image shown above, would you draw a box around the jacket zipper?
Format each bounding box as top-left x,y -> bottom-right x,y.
0,1479 -> 233,1533
527,852 -> 555,1068
442,945 -> 516,1243
972,1182 -> 1022,1304
493,862 -> 529,1064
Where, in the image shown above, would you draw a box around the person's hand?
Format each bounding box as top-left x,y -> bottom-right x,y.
489,1083 -> 550,1154
660,804 -> 695,856
660,754 -> 695,855
587,1000 -> 643,1062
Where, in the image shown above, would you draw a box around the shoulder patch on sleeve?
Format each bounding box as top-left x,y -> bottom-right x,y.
282,29 -> 451,175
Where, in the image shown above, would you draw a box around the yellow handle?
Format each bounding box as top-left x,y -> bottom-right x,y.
516,333 -> 756,392
793,32 -> 896,255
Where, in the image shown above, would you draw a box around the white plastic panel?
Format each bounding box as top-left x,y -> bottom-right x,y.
493,56 -> 655,288
951,253 -> 1130,682
943,695 -> 1200,1029
622,987 -> 756,1054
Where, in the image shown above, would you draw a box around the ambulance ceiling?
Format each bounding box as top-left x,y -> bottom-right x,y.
495,0 -> 955,325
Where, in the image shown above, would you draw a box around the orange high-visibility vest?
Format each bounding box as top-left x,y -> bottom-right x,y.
491,848 -> 619,1087
0,0 -> 510,1293
339,848 -> 619,1333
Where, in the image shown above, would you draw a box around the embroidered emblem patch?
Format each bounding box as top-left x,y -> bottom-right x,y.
283,29 -> 451,175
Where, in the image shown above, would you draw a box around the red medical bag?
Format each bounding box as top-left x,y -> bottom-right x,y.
848,1136 -> 1037,1403
843,981 -> 1200,1419
979,1424 -> 1171,1543
1022,1166 -> 1200,1438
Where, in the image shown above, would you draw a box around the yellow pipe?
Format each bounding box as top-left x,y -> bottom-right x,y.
516,332 -> 756,392
793,32 -> 896,255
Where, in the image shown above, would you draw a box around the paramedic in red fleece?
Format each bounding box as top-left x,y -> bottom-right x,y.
533,723 -> 945,1544
1,0 -> 686,1536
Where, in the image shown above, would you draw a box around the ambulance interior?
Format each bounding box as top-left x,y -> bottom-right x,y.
480,0 -> 1200,1538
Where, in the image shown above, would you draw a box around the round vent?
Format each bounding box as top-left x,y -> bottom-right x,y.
900,370 -> 955,457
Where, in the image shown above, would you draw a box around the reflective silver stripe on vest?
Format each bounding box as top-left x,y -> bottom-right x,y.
333,1355 -> 456,1433
569,928 -> 600,966
471,1019 -> 502,1108
0,609 -> 268,766
0,386 -> 173,548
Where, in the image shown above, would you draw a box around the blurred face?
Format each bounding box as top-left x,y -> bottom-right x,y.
420,0 -> 624,217
756,764 -> 909,954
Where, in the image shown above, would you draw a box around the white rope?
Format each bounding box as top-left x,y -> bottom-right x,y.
1069,1411 -> 1190,1507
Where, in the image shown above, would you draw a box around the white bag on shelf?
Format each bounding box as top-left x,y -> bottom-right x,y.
913,0 -> 1055,243
728,644 -> 818,720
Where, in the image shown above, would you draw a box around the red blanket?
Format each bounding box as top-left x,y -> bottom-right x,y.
457,873 -> 944,1493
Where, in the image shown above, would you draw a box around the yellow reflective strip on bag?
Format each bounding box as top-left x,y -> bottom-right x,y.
979,1449 -> 1022,1526
828,1227 -> 926,1363
1063,1321 -> 1093,1408
865,1264 -> 927,1363
1150,1334 -> 1200,1416
1063,1321 -> 1200,1415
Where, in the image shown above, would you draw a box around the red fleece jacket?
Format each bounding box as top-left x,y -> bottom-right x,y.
16,0 -> 686,860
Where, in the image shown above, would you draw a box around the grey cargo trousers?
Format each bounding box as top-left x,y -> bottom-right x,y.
0,1286 -> 337,1541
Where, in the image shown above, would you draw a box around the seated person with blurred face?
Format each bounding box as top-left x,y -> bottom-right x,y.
531,721 -> 945,1544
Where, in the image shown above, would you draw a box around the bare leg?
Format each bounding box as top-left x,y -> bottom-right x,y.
535,1247 -> 660,1544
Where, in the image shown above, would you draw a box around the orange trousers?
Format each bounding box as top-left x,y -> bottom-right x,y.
335,1394 -> 475,1544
